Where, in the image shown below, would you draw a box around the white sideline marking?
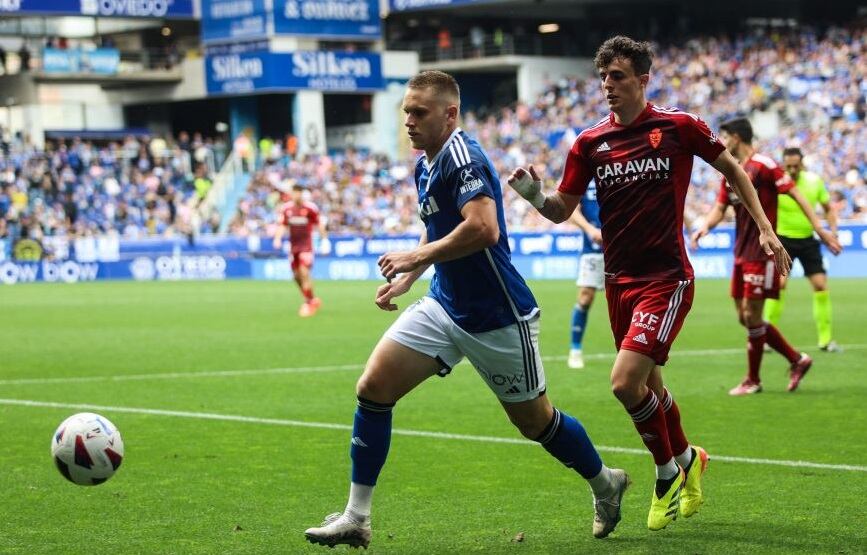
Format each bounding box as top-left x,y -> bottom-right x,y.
2,344 -> 865,386
2,398 -> 865,473
0,364 -> 364,386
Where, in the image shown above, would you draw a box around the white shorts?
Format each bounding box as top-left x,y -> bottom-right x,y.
576,253 -> 605,289
384,296 -> 546,403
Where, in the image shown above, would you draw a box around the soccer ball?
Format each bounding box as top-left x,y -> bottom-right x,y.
51,412 -> 124,486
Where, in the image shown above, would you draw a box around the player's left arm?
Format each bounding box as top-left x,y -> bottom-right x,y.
710,150 -> 792,275
818,178 -> 838,235
821,199 -> 838,235
786,186 -> 842,254
377,195 -> 498,281
375,232 -> 429,311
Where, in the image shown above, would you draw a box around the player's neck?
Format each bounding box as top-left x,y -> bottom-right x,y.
734,145 -> 754,164
424,125 -> 457,161
612,100 -> 646,126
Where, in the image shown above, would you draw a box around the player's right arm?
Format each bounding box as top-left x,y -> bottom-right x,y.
507,165 -> 582,223
375,231 -> 429,311
710,150 -> 791,275
508,136 -> 588,223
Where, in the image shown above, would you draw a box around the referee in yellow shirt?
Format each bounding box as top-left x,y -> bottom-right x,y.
764,147 -> 841,351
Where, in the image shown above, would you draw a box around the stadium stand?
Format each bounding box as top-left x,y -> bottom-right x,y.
2,25 -> 865,242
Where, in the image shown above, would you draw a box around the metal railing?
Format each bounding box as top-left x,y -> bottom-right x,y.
391,33 -> 546,63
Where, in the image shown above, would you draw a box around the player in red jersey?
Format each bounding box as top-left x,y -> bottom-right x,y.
272,182 -> 329,317
508,36 -> 792,532
690,118 -> 841,395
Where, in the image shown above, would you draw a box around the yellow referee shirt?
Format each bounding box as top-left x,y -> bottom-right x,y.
776,171 -> 828,239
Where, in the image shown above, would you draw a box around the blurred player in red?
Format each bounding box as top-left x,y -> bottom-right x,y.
273,182 -> 329,317
508,36 -> 792,531
691,118 -> 841,395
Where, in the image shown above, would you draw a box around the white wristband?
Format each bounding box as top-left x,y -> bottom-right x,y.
530,191 -> 546,209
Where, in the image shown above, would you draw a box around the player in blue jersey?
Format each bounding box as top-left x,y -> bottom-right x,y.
304,71 -> 630,549
568,182 -> 604,369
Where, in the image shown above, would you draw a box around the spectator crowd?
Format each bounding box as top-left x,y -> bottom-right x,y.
2,25 -> 866,250
0,132 -> 225,251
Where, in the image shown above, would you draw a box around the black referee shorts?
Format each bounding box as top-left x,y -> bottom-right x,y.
780,236 -> 826,276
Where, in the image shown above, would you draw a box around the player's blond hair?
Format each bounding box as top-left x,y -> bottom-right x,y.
407,70 -> 461,104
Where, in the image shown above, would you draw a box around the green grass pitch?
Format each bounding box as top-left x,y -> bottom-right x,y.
1,278 -> 865,554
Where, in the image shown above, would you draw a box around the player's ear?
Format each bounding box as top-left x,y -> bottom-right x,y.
639,73 -> 650,88
446,103 -> 459,123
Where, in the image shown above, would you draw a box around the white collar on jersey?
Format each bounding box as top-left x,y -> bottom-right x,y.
423,127 -> 463,171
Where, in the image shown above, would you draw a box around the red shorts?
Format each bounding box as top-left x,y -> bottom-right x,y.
730,260 -> 779,300
290,250 -> 314,271
605,280 -> 694,366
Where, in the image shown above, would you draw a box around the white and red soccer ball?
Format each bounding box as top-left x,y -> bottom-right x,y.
51,413 -> 124,486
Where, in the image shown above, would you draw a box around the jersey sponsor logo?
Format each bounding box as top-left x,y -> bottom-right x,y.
633,332 -> 649,345
596,141 -> 611,153
288,216 -> 310,225
417,195 -> 440,221
596,157 -> 671,186
649,127 -> 662,149
478,368 -> 525,387
631,311 -> 660,331
458,167 -> 484,195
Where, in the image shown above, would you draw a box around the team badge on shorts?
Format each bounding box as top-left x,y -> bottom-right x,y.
649,128 -> 662,149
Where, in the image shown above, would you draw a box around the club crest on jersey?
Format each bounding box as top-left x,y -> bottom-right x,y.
649,128 -> 662,149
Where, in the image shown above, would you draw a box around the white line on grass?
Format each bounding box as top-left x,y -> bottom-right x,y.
3,344 -> 866,386
2,398 -> 865,473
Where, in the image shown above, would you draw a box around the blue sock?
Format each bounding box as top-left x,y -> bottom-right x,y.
536,408 -> 603,479
350,397 -> 394,486
571,303 -> 589,349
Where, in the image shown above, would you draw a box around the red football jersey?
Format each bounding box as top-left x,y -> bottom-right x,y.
716,153 -> 794,262
558,103 -> 725,283
278,201 -> 320,253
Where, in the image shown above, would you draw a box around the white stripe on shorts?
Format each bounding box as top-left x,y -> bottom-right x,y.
658,280 -> 690,343
764,260 -> 774,290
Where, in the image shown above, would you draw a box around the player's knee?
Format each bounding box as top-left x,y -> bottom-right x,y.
741,308 -> 761,327
611,378 -> 640,406
356,372 -> 394,404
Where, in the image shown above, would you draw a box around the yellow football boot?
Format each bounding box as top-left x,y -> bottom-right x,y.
647,468 -> 684,531
680,446 -> 709,517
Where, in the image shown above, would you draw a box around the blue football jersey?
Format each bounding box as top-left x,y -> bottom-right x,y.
414,129 -> 538,333
580,181 -> 602,254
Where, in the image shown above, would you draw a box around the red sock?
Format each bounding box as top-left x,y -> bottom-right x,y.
747,325 -> 766,384
765,323 -> 800,363
302,287 -> 314,301
627,390 -> 673,465
660,388 -> 689,456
